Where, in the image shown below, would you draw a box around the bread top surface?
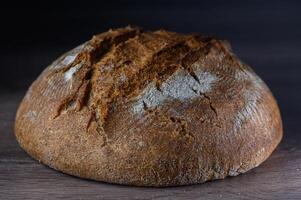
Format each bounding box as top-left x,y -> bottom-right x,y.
15,26 -> 282,186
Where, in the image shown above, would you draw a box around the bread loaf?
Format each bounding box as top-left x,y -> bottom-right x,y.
15,26 -> 283,186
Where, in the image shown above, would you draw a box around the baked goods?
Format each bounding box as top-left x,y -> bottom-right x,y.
15,26 -> 283,186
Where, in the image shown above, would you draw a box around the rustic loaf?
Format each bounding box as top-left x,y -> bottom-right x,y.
15,26 -> 283,186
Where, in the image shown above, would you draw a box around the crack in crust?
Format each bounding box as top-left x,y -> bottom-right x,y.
33,28 -> 240,131
89,36 -> 196,134
53,64 -> 92,118
52,27 -> 265,145
86,28 -> 143,139
54,27 -> 141,128
202,93 -> 218,117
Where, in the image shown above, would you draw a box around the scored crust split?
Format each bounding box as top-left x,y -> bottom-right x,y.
15,26 -> 282,186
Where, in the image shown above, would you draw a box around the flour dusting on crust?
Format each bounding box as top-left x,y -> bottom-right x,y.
233,69 -> 265,132
133,68 -> 218,114
64,63 -> 82,81
62,55 -> 77,66
51,43 -> 86,69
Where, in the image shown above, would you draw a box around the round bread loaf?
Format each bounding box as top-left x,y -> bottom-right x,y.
15,26 -> 282,186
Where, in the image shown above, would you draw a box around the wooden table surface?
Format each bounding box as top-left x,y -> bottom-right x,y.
1,68 -> 301,200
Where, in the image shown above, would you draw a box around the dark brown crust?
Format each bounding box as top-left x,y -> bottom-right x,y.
15,26 -> 283,187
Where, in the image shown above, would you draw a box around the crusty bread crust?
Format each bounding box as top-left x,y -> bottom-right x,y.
15,26 -> 282,186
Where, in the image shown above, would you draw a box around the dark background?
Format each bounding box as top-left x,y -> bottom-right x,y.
1,0 -> 300,90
